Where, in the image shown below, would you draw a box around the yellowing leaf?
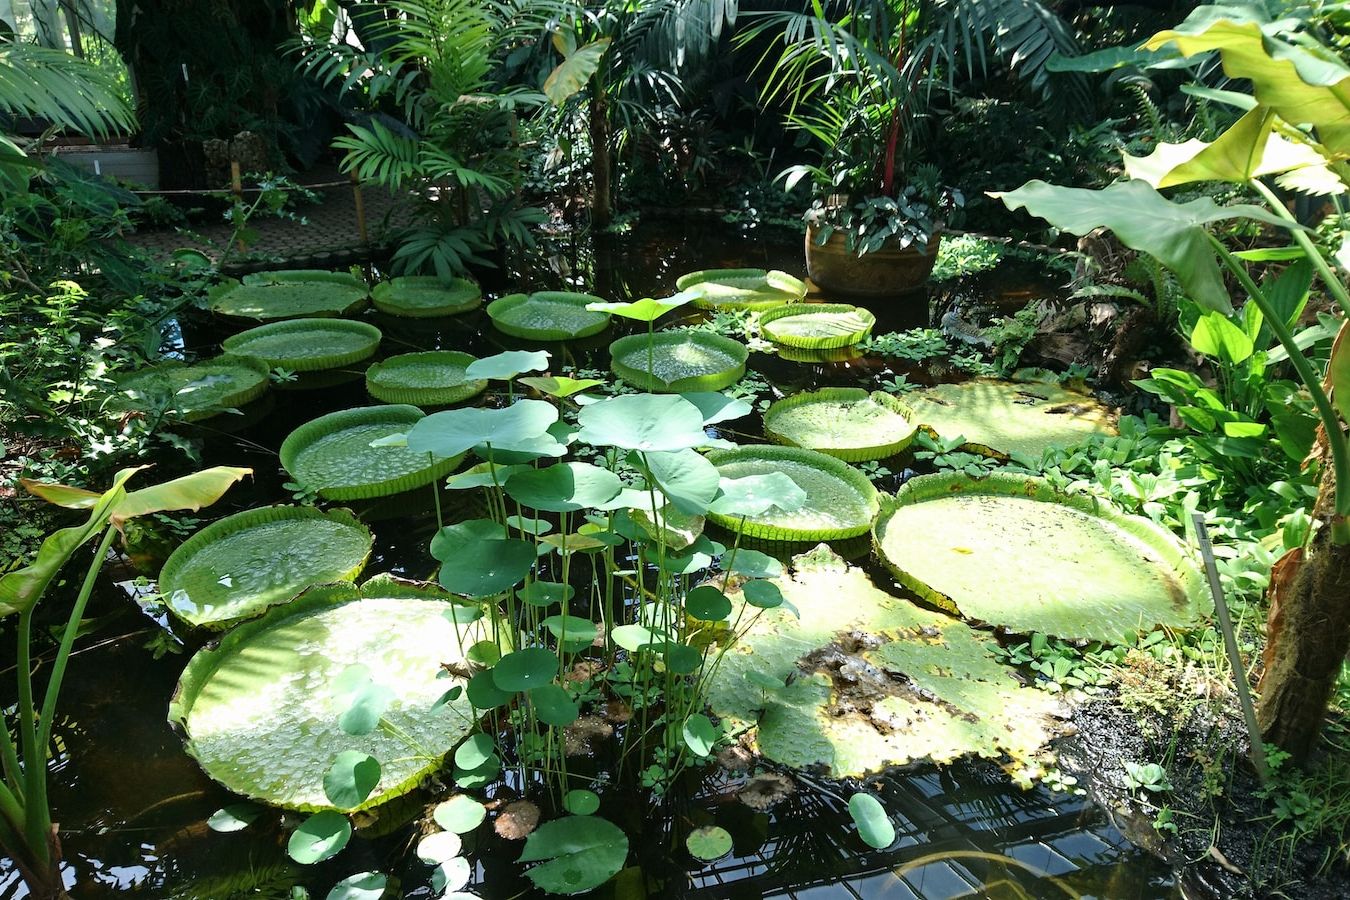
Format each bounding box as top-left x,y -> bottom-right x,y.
1123,108 -> 1331,188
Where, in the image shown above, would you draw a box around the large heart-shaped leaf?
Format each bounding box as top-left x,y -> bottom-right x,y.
543,38 -> 612,106
518,816 -> 629,894
643,449 -> 721,515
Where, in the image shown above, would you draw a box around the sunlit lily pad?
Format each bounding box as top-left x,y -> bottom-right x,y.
676,268 -> 807,310
371,276 -> 481,318
169,577 -> 485,811
221,319 -> 382,372
115,355 -> 270,422
707,546 -> 1065,785
208,271 -> 368,320
873,471 -> 1206,641
365,351 -> 488,406
609,332 -> 747,392
763,389 -> 917,461
280,405 -> 465,500
487,291 -> 611,340
901,378 -> 1116,459
706,445 -> 879,541
158,505 -> 372,629
759,303 -> 876,349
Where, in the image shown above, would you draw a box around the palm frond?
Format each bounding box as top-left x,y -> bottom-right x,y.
0,43 -> 134,138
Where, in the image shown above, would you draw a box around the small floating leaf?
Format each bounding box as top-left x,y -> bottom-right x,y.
685,826 -> 733,861
325,871 -> 387,900
493,648 -> 560,692
431,856 -> 472,893
433,795 -> 487,833
453,733 -> 496,771
848,792 -> 895,849
323,751 -> 381,809
684,585 -> 731,621
438,537 -> 536,598
682,714 -> 717,756
208,802 -> 262,833
563,790 -> 600,816
288,811 -> 352,864
416,830 -> 463,864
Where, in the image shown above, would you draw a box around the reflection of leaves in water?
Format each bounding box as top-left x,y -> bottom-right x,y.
167,858 -> 300,900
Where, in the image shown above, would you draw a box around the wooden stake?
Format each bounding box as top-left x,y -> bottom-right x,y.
351,170 -> 368,244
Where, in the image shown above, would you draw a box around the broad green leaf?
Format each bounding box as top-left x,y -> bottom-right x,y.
288,811 -> 351,864
611,623 -> 668,652
433,795 -> 487,833
541,615 -> 598,645
323,751 -> 381,809
1332,319 -> 1350,423
438,537 -> 537,597
1123,108 -> 1330,189
416,830 -> 463,864
848,793 -> 895,849
586,290 -> 697,322
466,670 -> 513,709
208,803 -> 263,833
518,816 -> 629,894
577,393 -> 719,452
1045,44 -> 1186,73
464,349 -> 550,380
336,669 -> 395,736
520,581 -> 575,607
493,648 -> 559,692
529,683 -> 580,726
543,38 -> 612,106
431,519 -> 508,560
408,400 -> 559,459
726,549 -> 783,579
1190,311 -> 1254,364
643,448 -> 721,515
686,826 -> 733,861
707,473 -> 807,518
453,753 -> 501,789
742,580 -> 785,609
992,179 -> 1292,313
445,463 -> 529,490
682,714 -> 717,756
684,585 -> 732,621
326,872 -> 386,900
519,375 -> 604,397
431,857 -> 471,893
505,462 -> 623,512
681,391 -> 754,425
453,733 -> 496,770
24,465 -> 251,526
661,641 -> 702,674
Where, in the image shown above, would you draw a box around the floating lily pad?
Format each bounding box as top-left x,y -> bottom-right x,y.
280,405 -> 465,500
365,352 -> 488,406
487,291 -> 611,340
707,546 -> 1064,785
901,378 -> 1116,459
115,355 -> 270,422
759,303 -> 876,349
676,268 -> 807,310
169,577 -> 485,811
208,272 -> 368,320
763,389 -> 918,462
371,276 -> 481,317
873,471 -> 1206,641
221,319 -> 382,372
158,506 -> 372,630
609,332 -> 747,392
706,446 -> 879,541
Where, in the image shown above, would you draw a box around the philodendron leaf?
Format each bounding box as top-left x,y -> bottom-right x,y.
288,811 -> 352,864
323,751 -> 382,809
586,290 -> 697,322
991,179 -> 1292,313
848,792 -> 895,849
407,400 -> 559,459
518,816 -> 629,894
464,349 -> 550,381
325,872 -> 387,900
543,38 -> 612,105
707,473 -> 807,518
577,393 -> 722,452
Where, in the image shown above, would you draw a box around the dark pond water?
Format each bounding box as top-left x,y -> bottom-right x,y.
1,219 -> 1181,899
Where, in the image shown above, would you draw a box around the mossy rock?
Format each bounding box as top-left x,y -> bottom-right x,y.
114,355 -> 270,422
759,303 -> 875,349
706,445 -> 879,541
763,388 -> 917,461
221,319 -> 382,372
609,331 -> 747,392
676,268 -> 807,310
486,291 -> 611,340
371,276 -> 482,318
365,351 -> 488,406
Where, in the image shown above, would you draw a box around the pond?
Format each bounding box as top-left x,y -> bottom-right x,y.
1,219 -> 1182,900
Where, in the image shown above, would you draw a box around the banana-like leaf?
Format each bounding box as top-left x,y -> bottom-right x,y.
991,179 -> 1292,313
543,38 -> 611,106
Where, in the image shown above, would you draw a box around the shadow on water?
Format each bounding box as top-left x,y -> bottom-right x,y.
1,219 -> 1179,899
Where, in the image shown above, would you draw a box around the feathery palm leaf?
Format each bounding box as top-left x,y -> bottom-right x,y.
0,42 -> 134,138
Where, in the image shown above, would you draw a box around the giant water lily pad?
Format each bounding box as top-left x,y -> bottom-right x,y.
115,356 -> 270,422
707,546 -> 1064,784
902,378 -> 1115,459
706,446 -> 879,541
763,389 -> 917,461
609,332 -> 747,392
158,506 -> 372,629
676,268 -> 807,310
365,352 -> 488,406
169,577 -> 485,811
759,303 -> 875,349
221,319 -> 382,372
487,291 -> 610,340
873,471 -> 1206,641
208,271 -> 369,320
371,276 -> 481,318
280,405 -> 465,500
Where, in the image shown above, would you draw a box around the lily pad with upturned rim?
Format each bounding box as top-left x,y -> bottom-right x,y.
676,268 -> 807,310
365,351 -> 488,406
371,276 -> 482,318
759,303 -> 876,349
280,405 -> 465,500
706,445 -> 879,542
487,291 -> 611,340
114,355 -> 270,422
609,332 -> 747,393
899,378 -> 1116,459
158,505 -> 372,630
872,471 -> 1206,641
763,389 -> 918,462
208,272 -> 369,320
169,577 -> 486,811
221,319 -> 382,372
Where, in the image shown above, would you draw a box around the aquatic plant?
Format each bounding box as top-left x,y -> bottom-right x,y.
487,291 -> 612,340
207,271 -> 369,320
220,319 -> 383,372
758,303 -> 876,350
675,268 -> 808,310
113,355 -> 271,423
364,351 -> 488,406
370,276 -> 482,318
609,331 -> 748,392
763,388 -> 917,461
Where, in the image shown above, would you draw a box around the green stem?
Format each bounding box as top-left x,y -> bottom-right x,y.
1250,179 -> 1350,319
15,608 -> 44,864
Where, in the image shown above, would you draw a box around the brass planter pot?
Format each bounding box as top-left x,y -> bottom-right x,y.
805,224 -> 941,299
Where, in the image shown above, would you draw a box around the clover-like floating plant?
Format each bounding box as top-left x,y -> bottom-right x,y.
208,270 -> 369,320
114,355 -> 270,422
365,351 -> 488,406
675,268 -> 807,310
487,291 -> 611,340
221,318 -> 382,372
371,275 -> 481,317
763,388 -> 918,461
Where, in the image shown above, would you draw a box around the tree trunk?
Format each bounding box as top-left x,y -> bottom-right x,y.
589,85 -> 613,229
1258,504 -> 1350,761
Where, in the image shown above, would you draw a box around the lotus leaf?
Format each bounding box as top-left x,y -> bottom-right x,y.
901,378 -> 1116,459
221,319 -> 382,372
280,405 -> 465,500
487,291 -> 611,340
706,446 -> 879,541
158,505 -> 372,629
169,577 -> 486,811
407,400 -> 559,459
609,332 -> 748,392
209,272 -> 368,320
764,389 -> 917,461
465,350 -> 551,381
873,471 -> 1206,641
365,351 -> 488,406
759,303 -> 876,349
576,393 -> 725,452
706,547 -> 1064,784
676,268 -> 807,310
371,276 -> 481,317
504,462 -> 623,512
115,355 -> 270,422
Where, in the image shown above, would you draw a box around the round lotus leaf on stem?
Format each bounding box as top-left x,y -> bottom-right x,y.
763,388 -> 918,461
759,303 -> 876,349
365,351 -> 489,406
114,355 -> 270,422
434,794 -> 487,833
706,446 -> 880,542
487,291 -> 611,340
576,393 -> 730,452
685,585 -> 732,621
676,268 -> 807,310
287,810 -> 351,863
564,789 -> 601,816
707,472 -> 807,520
493,648 -> 560,692
322,751 -> 381,809
518,375 -> 605,398
416,830 -> 463,864
609,331 -> 748,393
407,399 -> 559,460
519,816 -> 629,895
642,448 -> 721,516
221,318 -> 382,372
529,683 -> 580,726
437,536 -> 536,598
679,391 -> 754,425
464,349 -> 551,381
504,461 -> 623,512
371,275 -> 481,317
586,289 -> 699,322
210,270 -> 368,320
